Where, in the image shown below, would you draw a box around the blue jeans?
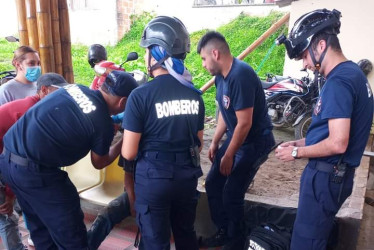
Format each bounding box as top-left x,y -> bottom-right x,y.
205,133 -> 275,239
87,192 -> 130,250
0,183 -> 24,250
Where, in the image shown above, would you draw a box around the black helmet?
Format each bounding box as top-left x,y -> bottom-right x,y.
88,44 -> 107,68
276,9 -> 341,60
140,16 -> 190,59
358,59 -> 373,76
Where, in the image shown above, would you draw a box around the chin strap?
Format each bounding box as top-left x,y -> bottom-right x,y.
308,36 -> 331,72
147,51 -> 169,79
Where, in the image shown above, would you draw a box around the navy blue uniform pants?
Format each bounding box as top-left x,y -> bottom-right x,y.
205,133 -> 275,239
0,151 -> 87,250
291,161 -> 355,250
134,152 -> 203,250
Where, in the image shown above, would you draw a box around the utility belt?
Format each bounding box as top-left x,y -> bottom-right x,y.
308,160 -> 355,184
2,148 -> 30,167
142,150 -> 199,166
2,148 -> 55,172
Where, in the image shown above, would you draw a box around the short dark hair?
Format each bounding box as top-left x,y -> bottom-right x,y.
36,73 -> 68,91
197,31 -> 230,54
310,32 -> 342,53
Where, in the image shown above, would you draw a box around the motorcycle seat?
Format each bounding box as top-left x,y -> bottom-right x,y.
261,80 -> 279,89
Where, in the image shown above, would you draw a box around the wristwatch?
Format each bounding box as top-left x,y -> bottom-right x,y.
291,147 -> 298,159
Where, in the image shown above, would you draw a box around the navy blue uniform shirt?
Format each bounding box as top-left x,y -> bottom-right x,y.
123,74 -> 205,152
215,58 -> 272,142
3,84 -> 114,167
306,61 -> 373,167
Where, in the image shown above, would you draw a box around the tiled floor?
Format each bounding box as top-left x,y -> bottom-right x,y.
0,212 -> 140,250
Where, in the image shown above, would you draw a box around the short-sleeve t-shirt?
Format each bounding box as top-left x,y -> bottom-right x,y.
0,95 -> 40,153
123,74 -> 205,152
3,84 -> 114,167
215,58 -> 272,143
306,61 -> 373,167
0,79 -> 37,105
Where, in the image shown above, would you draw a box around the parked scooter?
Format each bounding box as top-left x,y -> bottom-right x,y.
262,70 -> 324,139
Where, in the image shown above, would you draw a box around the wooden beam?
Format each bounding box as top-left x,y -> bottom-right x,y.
15,0 -> 29,45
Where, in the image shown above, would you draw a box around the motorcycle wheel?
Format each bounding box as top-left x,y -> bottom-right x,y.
294,113 -> 312,140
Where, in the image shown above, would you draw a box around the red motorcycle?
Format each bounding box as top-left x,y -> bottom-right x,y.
90,52 -> 146,90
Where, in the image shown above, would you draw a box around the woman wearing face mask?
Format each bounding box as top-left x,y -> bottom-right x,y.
0,46 -> 41,105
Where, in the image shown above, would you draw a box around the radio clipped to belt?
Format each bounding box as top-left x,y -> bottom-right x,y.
332,162 -> 347,184
186,117 -> 200,168
332,154 -> 348,204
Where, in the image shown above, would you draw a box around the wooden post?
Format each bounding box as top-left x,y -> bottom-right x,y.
51,0 -> 63,75
25,0 -> 40,51
58,0 -> 74,83
36,0 -> 55,73
15,0 -> 29,45
199,12 -> 290,93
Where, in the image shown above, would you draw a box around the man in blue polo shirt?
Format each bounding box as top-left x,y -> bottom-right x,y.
0,70 -> 138,249
275,9 -> 373,250
197,31 -> 275,250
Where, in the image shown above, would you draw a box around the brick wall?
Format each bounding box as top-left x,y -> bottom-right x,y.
116,0 -> 144,40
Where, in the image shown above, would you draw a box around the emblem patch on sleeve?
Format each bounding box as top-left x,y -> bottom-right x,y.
314,97 -> 322,116
223,95 -> 230,109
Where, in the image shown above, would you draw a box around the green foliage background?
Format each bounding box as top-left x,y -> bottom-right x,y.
0,11 -> 287,117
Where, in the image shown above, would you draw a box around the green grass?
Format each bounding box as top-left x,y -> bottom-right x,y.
0,11 -> 287,117
0,38 -> 18,72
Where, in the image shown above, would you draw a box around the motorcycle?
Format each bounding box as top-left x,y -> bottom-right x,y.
0,70 -> 16,86
0,36 -> 19,86
91,51 -> 147,90
262,70 -> 324,140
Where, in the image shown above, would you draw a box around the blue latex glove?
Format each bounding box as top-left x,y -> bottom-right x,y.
111,112 -> 124,124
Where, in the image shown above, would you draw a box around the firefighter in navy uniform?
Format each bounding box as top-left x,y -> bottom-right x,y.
0,71 -> 138,249
197,31 -> 275,250
275,9 -> 374,250
121,16 -> 205,250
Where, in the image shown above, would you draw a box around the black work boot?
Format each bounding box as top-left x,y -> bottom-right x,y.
198,228 -> 228,248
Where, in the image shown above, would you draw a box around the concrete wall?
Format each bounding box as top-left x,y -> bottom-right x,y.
136,0 -> 287,33
281,0 -> 374,87
69,0 -> 118,45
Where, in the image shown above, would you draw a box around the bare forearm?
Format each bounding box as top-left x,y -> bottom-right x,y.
124,172 -> 135,196
108,138 -> 123,163
298,138 -> 346,158
297,119 -> 349,158
212,113 -> 227,144
91,138 -> 123,169
225,123 -> 251,157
